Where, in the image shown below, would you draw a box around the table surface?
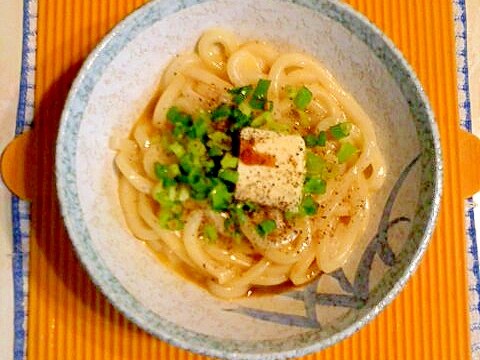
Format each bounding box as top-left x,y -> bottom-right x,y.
1,0 -> 480,359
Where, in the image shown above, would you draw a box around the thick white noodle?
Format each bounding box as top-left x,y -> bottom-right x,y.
197,28 -> 239,75
183,210 -> 236,284
114,29 -> 387,298
118,176 -> 158,241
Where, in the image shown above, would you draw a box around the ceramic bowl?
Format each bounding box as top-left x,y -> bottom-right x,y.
56,0 -> 442,358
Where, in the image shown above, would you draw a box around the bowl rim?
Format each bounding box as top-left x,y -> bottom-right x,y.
55,0 -> 443,359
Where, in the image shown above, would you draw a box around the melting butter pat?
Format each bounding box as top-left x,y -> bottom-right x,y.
234,127 -> 306,211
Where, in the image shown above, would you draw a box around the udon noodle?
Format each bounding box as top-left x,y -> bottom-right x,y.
111,28 -> 386,299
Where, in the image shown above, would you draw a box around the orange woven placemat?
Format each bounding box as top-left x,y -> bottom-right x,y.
27,0 -> 471,359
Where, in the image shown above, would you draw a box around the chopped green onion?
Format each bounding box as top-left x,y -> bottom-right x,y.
158,211 -> 171,228
304,178 -> 326,195
211,104 -> 231,121
239,102 -> 253,116
160,216 -> 181,230
154,163 -> 168,181
167,107 -> 191,126
337,142 -> 358,163
154,163 -> 177,188
230,203 -> 247,224
301,196 -> 319,216
168,142 -> 185,158
251,111 -> 272,128
298,110 -> 311,127
304,134 -> 318,147
265,119 -> 290,133
306,151 -> 325,177
294,86 -> 313,110
218,169 -> 239,184
209,182 -> 233,211
189,116 -> 209,139
228,85 -> 253,104
329,122 -> 352,140
256,219 -> 277,237
252,79 -> 271,100
187,139 -> 207,158
178,186 -> 190,201
167,163 -> 180,178
220,153 -> 238,169
230,108 -> 251,130
208,146 -> 224,157
249,98 -> 265,110
170,201 -> 183,214
249,79 -> 271,110
204,159 -> 215,173
179,153 -> 194,173
286,85 -> 298,100
203,224 -> 218,243
152,182 -> 164,198
207,131 -> 231,151
317,131 -> 327,146
190,176 -> 212,200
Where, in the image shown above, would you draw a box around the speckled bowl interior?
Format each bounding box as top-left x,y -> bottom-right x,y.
56,0 -> 442,359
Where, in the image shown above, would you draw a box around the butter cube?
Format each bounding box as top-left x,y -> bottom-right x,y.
234,128 -> 306,210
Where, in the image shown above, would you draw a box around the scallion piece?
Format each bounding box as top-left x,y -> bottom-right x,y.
249,79 -> 271,110
230,108 -> 251,130
337,142 -> 358,163
158,211 -> 171,228
256,219 -> 277,237
285,85 -> 297,100
209,182 -> 233,211
218,169 -> 239,184
190,176 -> 212,200
317,131 -> 327,146
304,134 -> 318,147
220,153 -> 238,169
306,151 -> 325,177
167,106 -> 191,126
211,104 -> 231,121
251,111 -> 272,128
298,111 -> 311,128
207,131 -> 231,151
230,203 -> 247,224
249,98 -> 265,110
228,85 -> 253,104
252,79 -> 271,100
168,142 -> 185,158
203,224 -> 218,243
294,86 -> 313,110
329,122 -> 352,140
304,178 -> 326,195
239,102 -> 253,116
187,139 -> 207,158
189,116 -> 209,139
301,196 -> 319,216
154,163 -> 168,181
265,120 -> 290,133
179,153 -> 194,173
167,163 -> 180,178
178,186 -> 190,201
208,146 -> 223,157
204,159 -> 215,173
